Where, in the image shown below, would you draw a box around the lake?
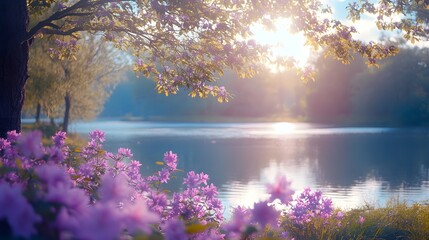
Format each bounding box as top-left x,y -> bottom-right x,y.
70,120 -> 429,215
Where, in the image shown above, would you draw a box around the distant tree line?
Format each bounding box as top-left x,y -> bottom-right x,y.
307,47 -> 429,125
102,46 -> 429,125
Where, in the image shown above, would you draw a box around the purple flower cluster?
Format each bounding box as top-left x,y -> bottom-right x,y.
0,130 -> 224,239
0,183 -> 41,238
267,175 -> 294,204
0,130 -> 364,239
289,187 -> 334,224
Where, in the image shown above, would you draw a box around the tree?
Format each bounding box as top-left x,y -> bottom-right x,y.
0,0 -> 400,137
352,47 -> 429,124
55,36 -> 126,132
24,38 -> 63,123
24,36 -> 126,132
347,1 -> 429,44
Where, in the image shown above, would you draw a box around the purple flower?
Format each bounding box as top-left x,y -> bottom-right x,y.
223,206 -> 251,236
183,171 -> 209,188
336,211 -> 344,219
17,130 -> 44,158
158,168 -> 171,183
99,173 -> 131,203
74,202 -> 123,240
58,2 -> 66,10
321,198 -> 334,218
218,86 -> 227,96
183,171 -> 200,188
45,185 -> 88,214
289,188 -> 334,224
358,215 -> 365,224
129,160 -> 142,169
35,164 -> 71,188
163,151 -> 178,170
56,207 -> 79,232
117,148 -> 133,158
123,199 -> 160,234
0,131 -> 239,238
147,191 -> 168,215
47,146 -> 65,163
52,131 -> 67,147
281,231 -> 291,239
194,228 -> 225,240
0,182 -> 41,238
6,130 -> 20,142
161,218 -> 188,240
78,162 -> 94,177
89,130 -> 105,143
136,58 -> 144,67
0,138 -> 11,150
266,175 -> 294,204
202,183 -> 218,199
251,201 -> 280,229
114,161 -> 127,171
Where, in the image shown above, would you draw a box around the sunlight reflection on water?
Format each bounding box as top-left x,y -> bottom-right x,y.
71,120 -> 394,138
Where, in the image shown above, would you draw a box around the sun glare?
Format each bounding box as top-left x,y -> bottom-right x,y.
252,19 -> 311,71
272,122 -> 296,134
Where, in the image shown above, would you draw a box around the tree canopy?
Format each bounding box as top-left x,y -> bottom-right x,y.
26,0 -> 401,100
0,0 -> 426,136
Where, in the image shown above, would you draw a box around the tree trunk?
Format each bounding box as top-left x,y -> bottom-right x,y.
35,103 -> 41,124
63,93 -> 71,132
0,0 -> 30,138
50,117 -> 56,127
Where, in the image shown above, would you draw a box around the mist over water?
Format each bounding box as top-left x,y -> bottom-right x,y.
72,121 -> 429,214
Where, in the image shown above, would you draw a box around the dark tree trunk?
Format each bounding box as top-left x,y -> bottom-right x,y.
35,103 -> 41,124
50,117 -> 56,126
0,0 -> 30,138
63,93 -> 71,132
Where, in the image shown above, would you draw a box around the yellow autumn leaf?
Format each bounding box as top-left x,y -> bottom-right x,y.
16,159 -> 23,169
186,223 -> 217,234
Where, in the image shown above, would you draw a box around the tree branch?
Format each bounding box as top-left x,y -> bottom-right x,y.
40,27 -> 85,37
25,0 -> 138,42
25,0 -> 92,41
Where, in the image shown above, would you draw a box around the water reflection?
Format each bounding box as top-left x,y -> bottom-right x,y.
72,121 -> 429,214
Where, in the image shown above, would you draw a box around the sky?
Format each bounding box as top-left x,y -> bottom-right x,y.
252,0 -> 428,67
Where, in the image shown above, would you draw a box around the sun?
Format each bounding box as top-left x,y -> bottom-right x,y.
251,19 -> 312,71
272,122 -> 296,134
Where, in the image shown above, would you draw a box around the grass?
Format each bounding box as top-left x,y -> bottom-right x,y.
22,122 -> 86,147
268,200 -> 429,240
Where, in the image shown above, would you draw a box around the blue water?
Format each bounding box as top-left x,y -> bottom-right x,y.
71,121 -> 429,214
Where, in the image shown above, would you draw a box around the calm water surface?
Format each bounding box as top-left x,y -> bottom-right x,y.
71,121 -> 429,214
